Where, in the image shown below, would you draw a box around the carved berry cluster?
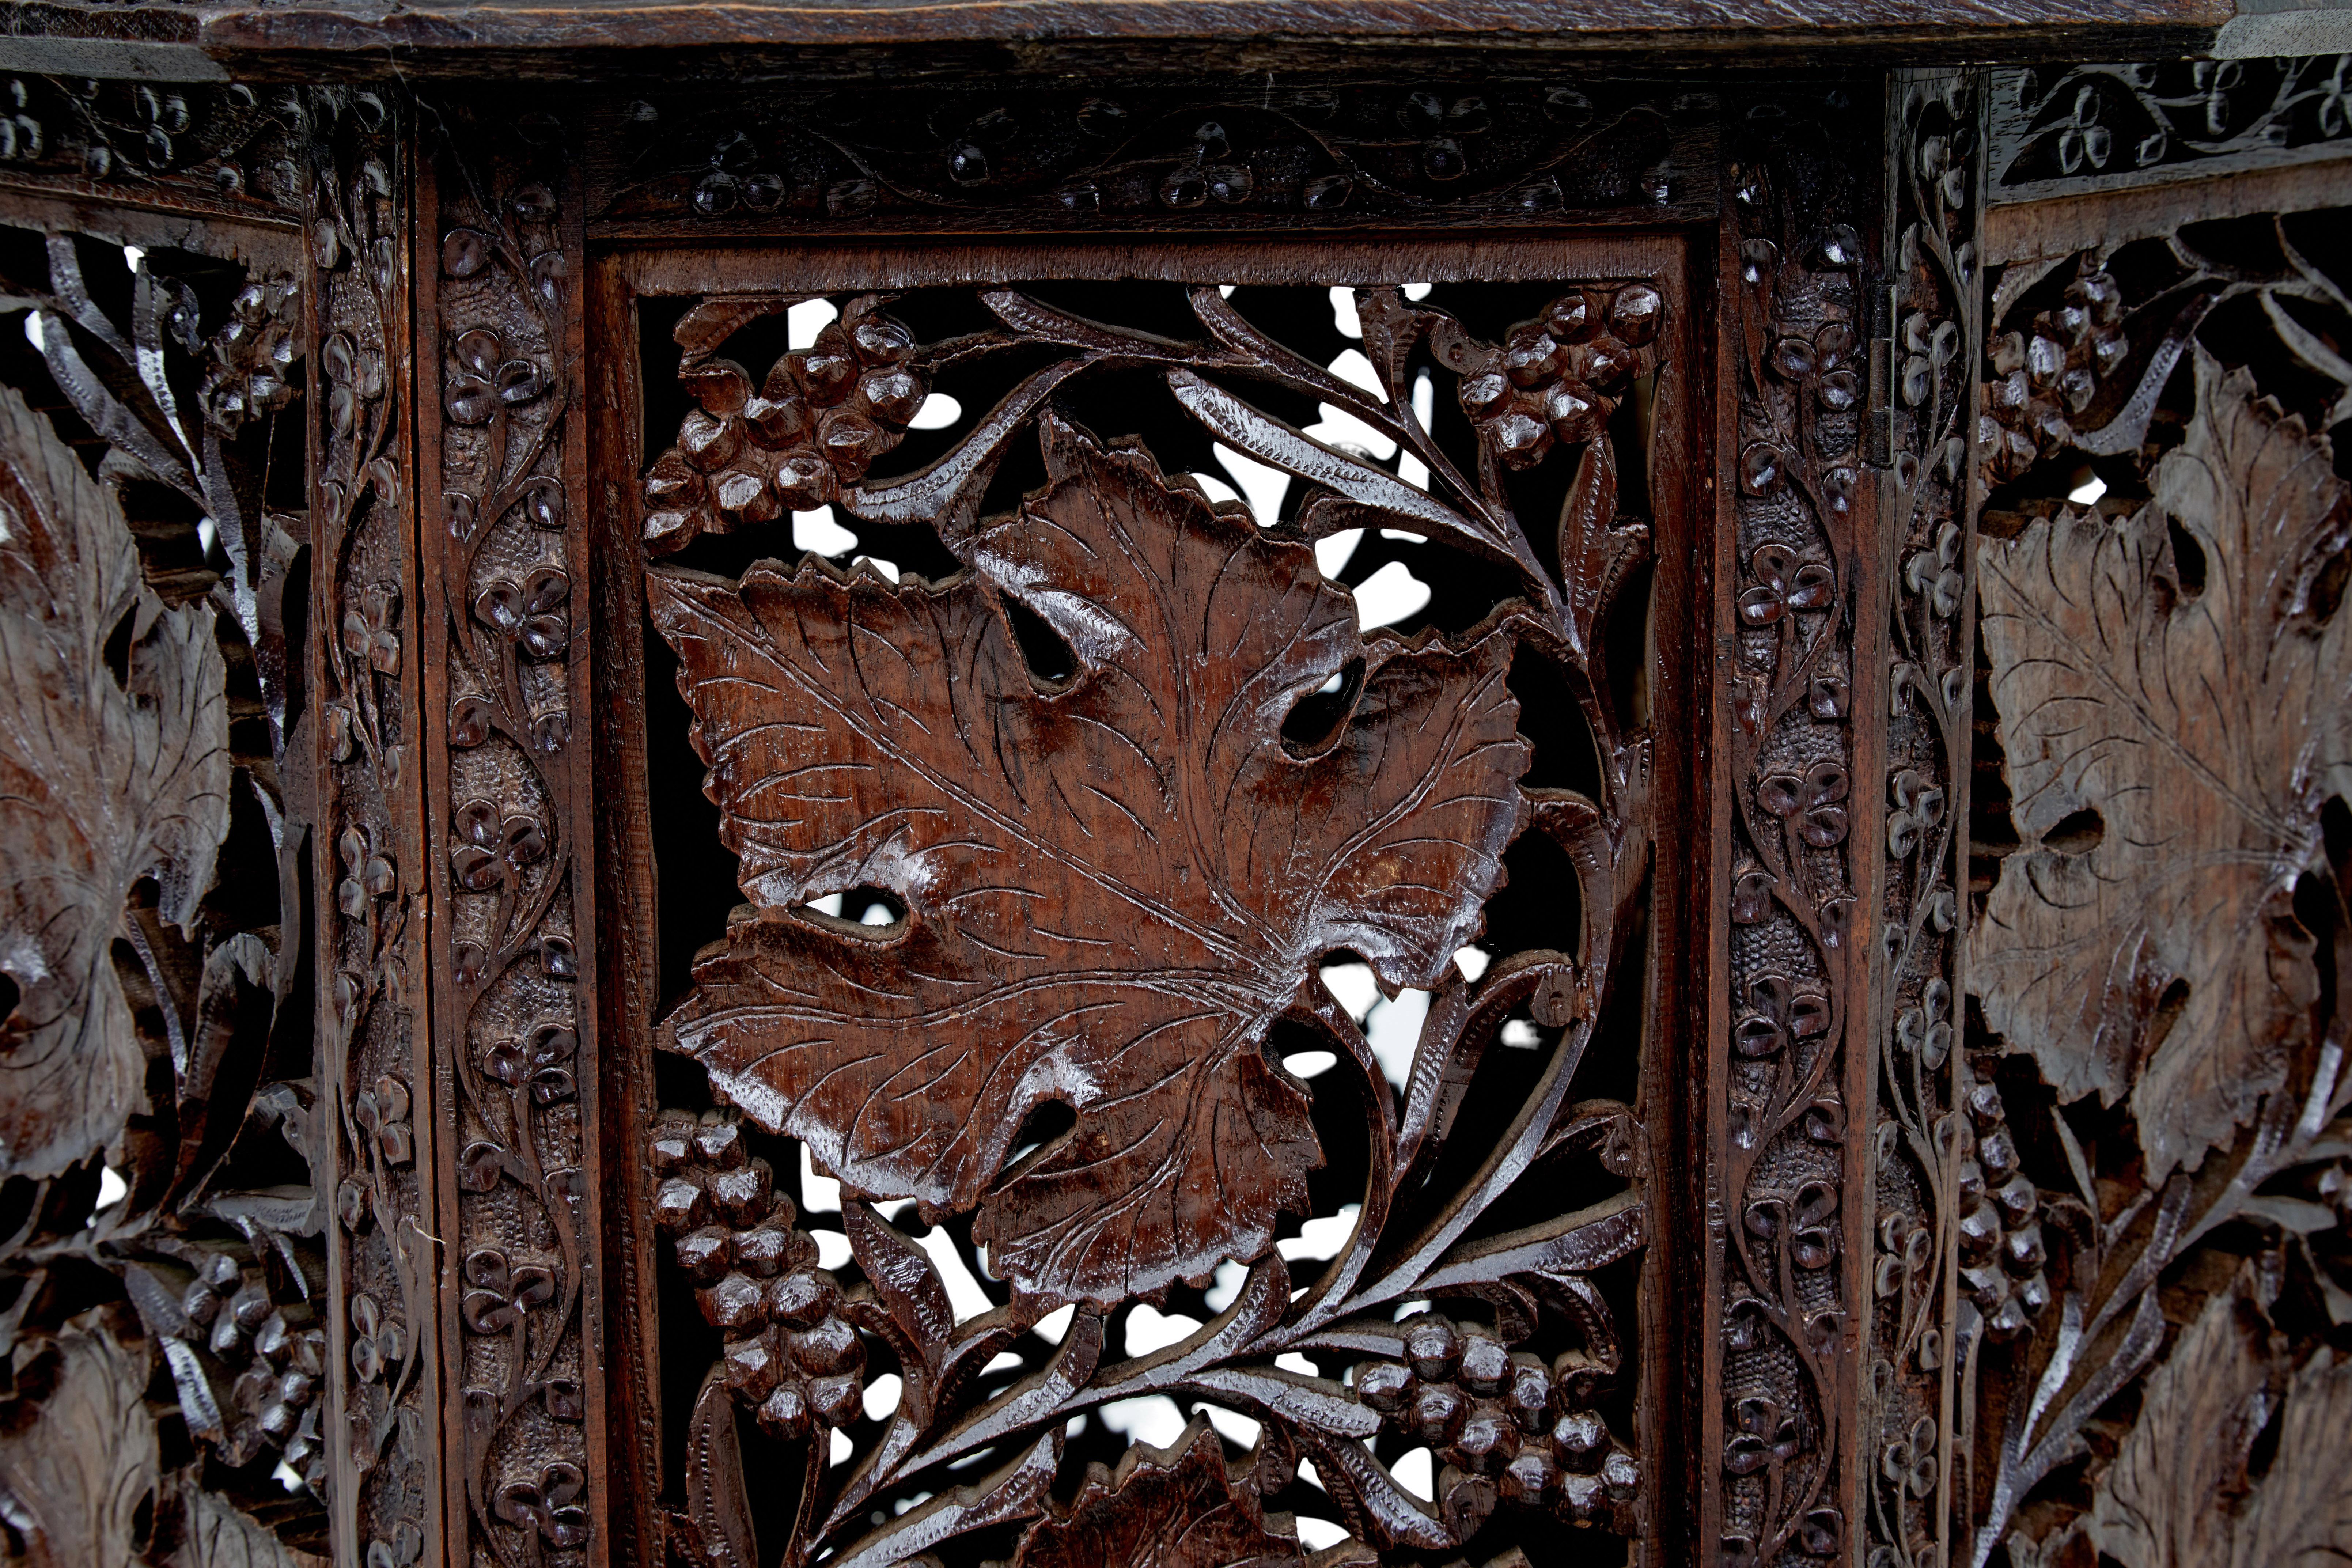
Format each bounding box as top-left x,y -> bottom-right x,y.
1955,1084 -> 2050,1339
1354,1311 -> 1637,1537
643,304 -> 928,553
1454,286 -> 1659,470
1982,264 -> 2128,484
651,1110 -> 866,1438
168,1247 -> 329,1488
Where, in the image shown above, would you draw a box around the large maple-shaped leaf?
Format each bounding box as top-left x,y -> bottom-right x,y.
0,385 -> 228,1180
648,411 -> 1526,1307
1970,353 -> 2352,1179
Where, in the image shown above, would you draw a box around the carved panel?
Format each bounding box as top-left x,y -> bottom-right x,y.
306,85 -> 438,1568
0,119 -> 324,1563
584,79 -> 1716,235
416,99 -> 604,1568
0,74 -> 306,225
596,243 -> 1687,1567
1962,189 -> 2352,1567
1863,68 -> 1981,1568
1705,84 -> 1875,1568
1989,54 -> 2352,201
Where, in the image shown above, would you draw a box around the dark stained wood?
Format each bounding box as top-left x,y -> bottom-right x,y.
0,34 -> 2344,1568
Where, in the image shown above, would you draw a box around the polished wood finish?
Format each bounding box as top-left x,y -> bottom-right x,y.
0,16 -> 2343,1568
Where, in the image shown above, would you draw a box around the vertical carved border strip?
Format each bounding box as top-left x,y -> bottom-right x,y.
1868,69 -> 1984,1568
1707,86 -> 1876,1568
417,98 -> 606,1568
308,86 -> 441,1568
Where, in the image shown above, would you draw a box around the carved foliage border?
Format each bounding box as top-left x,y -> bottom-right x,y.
1711,87 -> 1873,1568
1865,68 -> 1980,1568
417,101 -> 602,1568
309,87 -> 439,1568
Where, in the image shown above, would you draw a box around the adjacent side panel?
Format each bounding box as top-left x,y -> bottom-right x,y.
311,86 -> 442,1568
417,98 -> 607,1568
1707,79 -> 1879,1568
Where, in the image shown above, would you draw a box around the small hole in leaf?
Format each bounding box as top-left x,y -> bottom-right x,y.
1000,593 -> 1076,689
2043,807 -> 2104,854
2145,976 -> 2190,1062
1000,1099 -> 1076,1181
1281,659 -> 1362,759
800,886 -> 905,935
0,971 -> 17,1021
2166,515 -> 2207,598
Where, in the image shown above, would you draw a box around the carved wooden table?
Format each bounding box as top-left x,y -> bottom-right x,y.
0,7 -> 2346,1568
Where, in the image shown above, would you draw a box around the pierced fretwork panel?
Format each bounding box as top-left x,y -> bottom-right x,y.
592,247 -> 1693,1568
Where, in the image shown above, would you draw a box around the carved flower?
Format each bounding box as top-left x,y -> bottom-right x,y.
494,1461 -> 590,1549
486,1022 -> 578,1104
335,825 -> 397,920
1894,977 -> 1953,1071
320,328 -> 386,438
461,1247 -> 558,1335
1738,543 -> 1835,627
472,562 -> 571,658
644,301 -> 928,553
342,582 -> 401,675
351,1072 -> 414,1164
1881,1414 -> 1939,1499
1756,758 -> 1850,848
348,1291 -> 408,1383
1744,1178 -> 1840,1270
647,414 -> 1527,1307
448,797 -> 549,891
444,327 -> 548,426
1904,521 -> 1963,618
1874,1211 -> 1934,1302
1886,768 -> 1947,859
1732,973 -> 1831,1060
1723,1394 -> 1800,1476
1450,287 -> 1653,471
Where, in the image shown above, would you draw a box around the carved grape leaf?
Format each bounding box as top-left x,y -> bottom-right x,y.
176,1482 -> 321,1568
2084,1268 -> 2280,1568
648,412 -> 1526,1308
1971,353 -> 2352,1178
1015,1414 -> 1304,1568
0,385 -> 229,1180
2224,1343 -> 2352,1568
2084,1265 -> 2352,1568
0,1315 -> 158,1568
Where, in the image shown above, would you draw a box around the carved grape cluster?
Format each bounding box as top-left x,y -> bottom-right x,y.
1954,1084 -> 2050,1339
1453,286 -> 1659,470
651,1110 -> 866,1439
199,274 -> 299,433
1982,264 -> 2128,484
643,303 -> 928,554
171,1248 -> 330,1488
1353,1311 -> 1637,1538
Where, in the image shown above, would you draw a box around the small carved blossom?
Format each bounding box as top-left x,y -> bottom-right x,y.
1745,1178 -> 1839,1270
448,797 -> 549,891
461,1247 -> 557,1335
1732,973 -> 1831,1059
445,327 -> 548,425
1886,768 -> 1947,859
493,1461 -> 590,1549
473,563 -> 571,658
1738,542 -> 1835,628
1894,977 -> 1953,1071
342,583 -> 401,674
1724,1393 -> 1800,1476
352,1072 -> 414,1164
1903,521 -> 1963,618
336,826 -> 396,924
1757,758 -> 1850,848
348,1291 -> 409,1383
1881,1413 -> 1939,1499
487,1021 -> 578,1104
